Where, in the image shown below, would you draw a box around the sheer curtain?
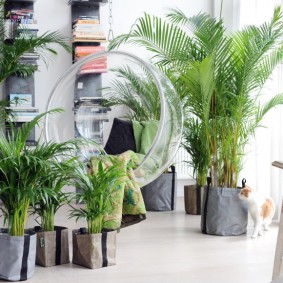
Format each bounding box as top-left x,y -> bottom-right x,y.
237,0 -> 283,220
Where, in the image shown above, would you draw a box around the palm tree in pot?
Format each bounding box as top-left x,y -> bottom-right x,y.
30,151 -> 82,267
182,118 -> 210,215
70,159 -> 125,269
0,110 -> 64,281
0,0 -> 72,276
108,6 -> 283,235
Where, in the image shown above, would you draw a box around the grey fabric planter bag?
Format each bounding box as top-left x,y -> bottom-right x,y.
0,229 -> 36,281
201,179 -> 248,236
35,226 -> 70,267
72,229 -> 116,269
141,166 -> 177,211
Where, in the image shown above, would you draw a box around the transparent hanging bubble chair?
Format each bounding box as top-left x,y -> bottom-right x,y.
45,50 -> 183,186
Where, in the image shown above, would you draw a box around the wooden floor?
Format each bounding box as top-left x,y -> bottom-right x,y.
19,198 -> 279,283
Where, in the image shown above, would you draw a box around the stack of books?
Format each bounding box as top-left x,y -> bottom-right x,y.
18,23 -> 39,37
9,107 -> 39,122
5,21 -> 38,40
5,9 -> 35,24
75,45 -> 108,74
8,93 -> 39,122
72,16 -> 106,42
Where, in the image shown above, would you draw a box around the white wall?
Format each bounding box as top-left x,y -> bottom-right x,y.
33,0 -> 213,116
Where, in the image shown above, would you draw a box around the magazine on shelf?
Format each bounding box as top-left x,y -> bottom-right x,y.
9,93 -> 33,107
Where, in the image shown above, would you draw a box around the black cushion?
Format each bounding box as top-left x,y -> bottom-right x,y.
104,118 -> 136,155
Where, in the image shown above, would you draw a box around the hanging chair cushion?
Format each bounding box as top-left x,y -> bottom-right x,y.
104,118 -> 137,155
132,120 -> 159,154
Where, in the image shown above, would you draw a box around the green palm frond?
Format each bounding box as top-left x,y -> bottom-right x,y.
257,93 -> 283,123
102,64 -> 160,121
0,0 -> 71,85
109,6 -> 283,188
109,13 -> 195,68
0,109 -> 92,236
70,160 -> 125,234
0,30 -> 71,83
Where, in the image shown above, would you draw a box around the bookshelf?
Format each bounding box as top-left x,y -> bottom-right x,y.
69,0 -> 110,146
4,0 -> 39,146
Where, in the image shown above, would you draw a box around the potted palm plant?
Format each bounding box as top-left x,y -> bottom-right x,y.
0,0 -> 73,276
108,6 -> 283,235
182,118 -> 210,215
69,159 -> 125,269
0,110 -> 62,281
0,109 -> 91,278
30,157 -> 79,267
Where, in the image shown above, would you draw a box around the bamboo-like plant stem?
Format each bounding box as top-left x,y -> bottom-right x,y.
88,215 -> 103,234
9,199 -> 29,236
41,206 -> 55,232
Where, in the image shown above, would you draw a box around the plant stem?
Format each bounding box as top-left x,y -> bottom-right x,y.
88,215 -> 103,234
42,206 -> 55,231
9,199 -> 29,236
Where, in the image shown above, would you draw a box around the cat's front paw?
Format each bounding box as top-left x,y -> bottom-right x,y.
251,234 -> 257,239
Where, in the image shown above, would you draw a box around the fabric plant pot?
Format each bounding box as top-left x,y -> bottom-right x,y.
201,185 -> 248,236
35,226 -> 69,267
0,229 -> 36,281
72,229 -> 116,269
184,184 -> 204,215
141,166 -> 177,211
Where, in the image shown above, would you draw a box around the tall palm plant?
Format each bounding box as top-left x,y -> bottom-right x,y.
109,7 -> 283,188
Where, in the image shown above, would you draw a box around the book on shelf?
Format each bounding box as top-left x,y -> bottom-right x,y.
72,24 -> 106,40
10,112 -> 38,122
18,23 -> 38,30
74,96 -> 102,103
6,9 -> 35,22
73,15 -> 99,24
81,61 -> 107,70
73,23 -> 101,29
8,107 -> 39,113
20,54 -> 39,62
78,68 -> 107,74
75,58 -> 107,66
72,38 -> 107,43
75,45 -> 105,55
73,35 -> 106,41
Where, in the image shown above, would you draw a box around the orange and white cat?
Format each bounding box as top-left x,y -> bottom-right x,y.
238,186 -> 275,239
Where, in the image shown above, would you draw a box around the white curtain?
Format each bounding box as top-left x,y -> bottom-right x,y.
237,0 -> 283,219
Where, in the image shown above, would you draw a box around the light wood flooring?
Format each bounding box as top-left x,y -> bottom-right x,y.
16,198 -> 279,283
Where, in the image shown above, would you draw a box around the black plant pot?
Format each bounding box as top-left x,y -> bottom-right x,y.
0,229 -> 36,281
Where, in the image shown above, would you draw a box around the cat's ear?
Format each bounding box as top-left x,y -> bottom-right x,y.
244,185 -> 253,191
240,187 -> 251,198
